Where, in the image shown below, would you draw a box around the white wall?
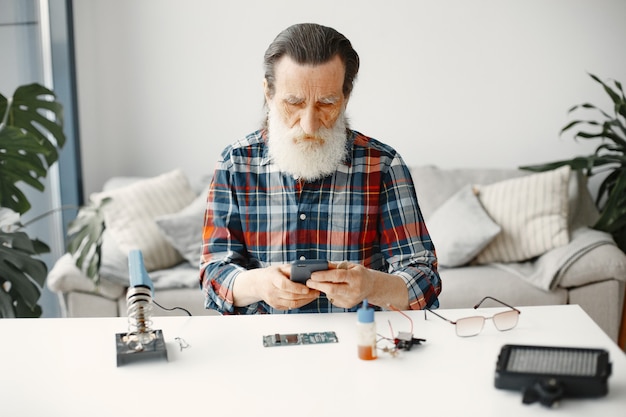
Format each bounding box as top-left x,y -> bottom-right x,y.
73,0 -> 626,196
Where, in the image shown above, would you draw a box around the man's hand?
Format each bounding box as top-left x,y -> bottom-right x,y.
233,265 -> 320,310
306,262 -> 409,310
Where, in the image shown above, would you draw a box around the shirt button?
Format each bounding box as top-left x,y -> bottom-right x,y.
299,213 -> 306,220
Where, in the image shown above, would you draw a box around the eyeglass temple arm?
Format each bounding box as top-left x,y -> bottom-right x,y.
473,296 -> 521,313
424,308 -> 457,325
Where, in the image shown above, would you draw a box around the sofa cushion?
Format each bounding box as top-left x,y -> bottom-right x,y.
426,185 -> 501,267
99,229 -> 133,286
91,169 -> 197,271
155,187 -> 208,266
411,165 -> 526,220
481,227 -> 619,291
147,262 -> 202,289
558,242 -> 626,288
66,291 -> 121,317
437,265 -> 568,309
474,165 -> 571,264
47,253 -> 126,299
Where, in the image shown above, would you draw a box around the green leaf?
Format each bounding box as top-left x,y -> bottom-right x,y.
520,160 -> 573,173
612,226 -> 626,255
594,171 -> 626,232
567,103 -> 597,113
608,118 -> 626,142
0,288 -> 16,318
595,170 -> 618,209
14,298 -> 42,318
0,83 -> 65,215
0,230 -> 48,316
589,73 -> 623,108
7,84 -> 65,147
66,197 -> 110,284
560,120 -> 586,135
600,125 -> 626,149
595,143 -> 621,154
520,156 -> 612,175
0,126 -> 49,213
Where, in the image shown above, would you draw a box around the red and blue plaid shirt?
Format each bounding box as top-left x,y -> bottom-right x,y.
200,129 -> 440,314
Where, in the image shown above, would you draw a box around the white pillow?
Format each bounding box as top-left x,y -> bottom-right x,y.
155,188 -> 208,266
474,165 -> 571,264
47,253 -> 126,299
98,229 -> 132,286
91,169 -> 197,271
427,185 -> 501,267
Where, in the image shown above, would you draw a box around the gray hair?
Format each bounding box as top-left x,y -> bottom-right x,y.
263,23 -> 360,100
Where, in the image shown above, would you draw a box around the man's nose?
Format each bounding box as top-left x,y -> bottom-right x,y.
299,106 -> 321,135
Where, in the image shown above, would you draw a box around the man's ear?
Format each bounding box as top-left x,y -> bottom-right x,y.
263,78 -> 271,103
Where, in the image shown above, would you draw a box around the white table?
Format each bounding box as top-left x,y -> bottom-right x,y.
1,305 -> 624,416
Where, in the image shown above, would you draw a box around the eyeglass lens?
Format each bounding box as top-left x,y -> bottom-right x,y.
454,310 -> 519,337
455,316 -> 485,337
493,310 -> 519,331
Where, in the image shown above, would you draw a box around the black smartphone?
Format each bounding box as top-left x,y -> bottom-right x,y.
290,259 -> 329,284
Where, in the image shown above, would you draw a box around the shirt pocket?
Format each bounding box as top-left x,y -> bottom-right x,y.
329,209 -> 378,260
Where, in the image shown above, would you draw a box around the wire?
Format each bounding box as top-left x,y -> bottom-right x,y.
153,299 -> 192,316
387,303 -> 414,334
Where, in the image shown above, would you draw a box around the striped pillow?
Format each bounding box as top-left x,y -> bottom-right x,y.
473,165 -> 571,264
92,169 -> 197,271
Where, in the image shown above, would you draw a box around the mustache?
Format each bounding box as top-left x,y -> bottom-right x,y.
293,134 -> 325,145
266,107 -> 348,181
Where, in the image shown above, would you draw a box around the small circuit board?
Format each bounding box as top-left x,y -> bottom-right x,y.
263,331 -> 338,347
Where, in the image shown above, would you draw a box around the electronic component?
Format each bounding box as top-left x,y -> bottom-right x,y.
378,304 -> 426,356
394,331 -> 426,351
263,331 -> 338,347
495,344 -> 612,407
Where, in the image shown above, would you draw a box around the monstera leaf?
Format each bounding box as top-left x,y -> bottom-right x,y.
0,84 -> 65,214
0,83 -> 65,317
66,197 -> 110,283
0,227 -> 49,318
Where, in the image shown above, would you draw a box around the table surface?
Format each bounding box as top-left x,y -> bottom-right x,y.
1,304 -> 624,416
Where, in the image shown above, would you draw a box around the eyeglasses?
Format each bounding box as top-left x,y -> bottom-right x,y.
424,296 -> 521,337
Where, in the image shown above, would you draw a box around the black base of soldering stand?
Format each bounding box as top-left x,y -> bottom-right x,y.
115,329 -> 168,366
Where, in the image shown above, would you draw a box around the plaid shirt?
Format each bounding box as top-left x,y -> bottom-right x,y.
200,129 -> 440,314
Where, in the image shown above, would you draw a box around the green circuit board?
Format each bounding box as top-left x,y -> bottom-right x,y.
262,331 -> 338,347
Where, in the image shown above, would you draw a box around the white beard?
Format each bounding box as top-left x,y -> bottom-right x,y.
267,107 -> 348,182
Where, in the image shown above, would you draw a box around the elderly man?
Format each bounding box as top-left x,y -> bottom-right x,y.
201,23 -> 440,314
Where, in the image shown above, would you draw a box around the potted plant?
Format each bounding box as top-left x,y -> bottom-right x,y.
0,83 -> 65,317
521,73 -> 626,253
0,83 -> 110,318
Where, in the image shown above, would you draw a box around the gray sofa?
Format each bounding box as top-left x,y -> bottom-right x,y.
47,166 -> 626,342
